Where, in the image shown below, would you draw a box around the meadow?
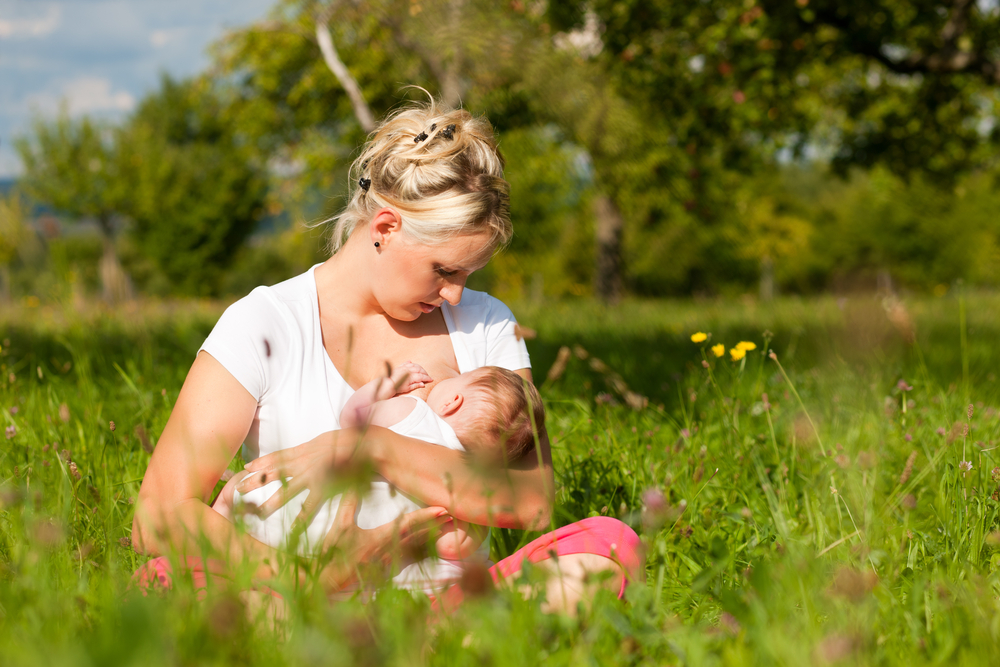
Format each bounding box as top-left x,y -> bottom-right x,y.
3,291 -> 1000,665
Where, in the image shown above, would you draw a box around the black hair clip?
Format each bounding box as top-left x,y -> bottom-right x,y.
361,158 -> 370,170
430,123 -> 437,132
358,176 -> 371,192
441,124 -> 456,140
414,131 -> 428,143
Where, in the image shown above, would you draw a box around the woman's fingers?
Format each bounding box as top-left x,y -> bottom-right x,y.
255,477 -> 307,518
395,506 -> 451,543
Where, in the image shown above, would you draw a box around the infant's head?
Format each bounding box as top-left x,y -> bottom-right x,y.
426,367 -> 545,462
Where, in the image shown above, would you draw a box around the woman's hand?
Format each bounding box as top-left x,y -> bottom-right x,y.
237,428 -> 368,522
319,491 -> 450,591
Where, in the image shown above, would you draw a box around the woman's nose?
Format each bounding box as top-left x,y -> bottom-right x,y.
440,280 -> 466,306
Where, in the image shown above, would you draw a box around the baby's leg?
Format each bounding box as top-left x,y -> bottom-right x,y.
211,470 -> 251,521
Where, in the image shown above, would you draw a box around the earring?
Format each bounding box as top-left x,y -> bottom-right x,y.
374,242 -> 380,248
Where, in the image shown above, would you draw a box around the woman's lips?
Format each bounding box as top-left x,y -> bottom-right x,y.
419,302 -> 437,313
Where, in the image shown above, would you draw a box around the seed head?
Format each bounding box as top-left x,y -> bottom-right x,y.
58,403 -> 70,423
68,462 -> 81,480
899,451 -> 917,485
768,350 -> 777,360
968,404 -> 975,419
109,421 -> 116,432
992,467 -> 1000,483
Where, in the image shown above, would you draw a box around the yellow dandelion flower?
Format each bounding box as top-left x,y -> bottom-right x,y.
736,341 -> 757,352
730,347 -> 747,361
711,344 -> 725,357
691,332 -> 708,343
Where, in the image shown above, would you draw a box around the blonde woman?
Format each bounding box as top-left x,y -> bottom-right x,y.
132,100 -> 641,612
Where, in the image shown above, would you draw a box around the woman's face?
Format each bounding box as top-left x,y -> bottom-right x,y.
373,229 -> 494,321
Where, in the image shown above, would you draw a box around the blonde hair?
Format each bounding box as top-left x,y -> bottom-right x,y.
329,98 -> 512,253
459,367 -> 546,462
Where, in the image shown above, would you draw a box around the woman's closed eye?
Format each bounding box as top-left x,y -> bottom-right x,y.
435,266 -> 458,278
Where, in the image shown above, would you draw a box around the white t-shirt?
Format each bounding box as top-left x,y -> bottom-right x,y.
234,397 -> 489,591
199,264 -> 531,463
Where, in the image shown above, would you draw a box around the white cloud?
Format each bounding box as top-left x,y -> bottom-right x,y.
27,77 -> 136,116
0,6 -> 61,39
150,27 -> 187,48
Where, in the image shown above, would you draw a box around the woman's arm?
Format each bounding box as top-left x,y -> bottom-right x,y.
132,352 -> 279,576
241,369 -> 555,531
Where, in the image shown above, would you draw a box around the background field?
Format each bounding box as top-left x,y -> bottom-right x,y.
4,292 -> 1000,665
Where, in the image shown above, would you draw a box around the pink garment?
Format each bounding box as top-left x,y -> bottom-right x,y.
132,516 -> 642,605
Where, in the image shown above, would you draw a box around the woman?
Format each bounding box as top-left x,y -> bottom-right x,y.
133,100 -> 641,612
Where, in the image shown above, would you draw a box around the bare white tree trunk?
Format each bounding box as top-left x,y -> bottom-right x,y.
315,16 -> 376,133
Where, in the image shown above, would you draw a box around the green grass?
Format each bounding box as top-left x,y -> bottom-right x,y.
4,292 -> 1000,665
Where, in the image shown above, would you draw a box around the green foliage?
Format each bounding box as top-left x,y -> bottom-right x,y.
14,113 -> 127,233
119,76 -> 269,296
5,294 -> 1000,662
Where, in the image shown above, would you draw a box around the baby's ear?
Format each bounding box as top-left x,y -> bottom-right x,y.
439,393 -> 464,417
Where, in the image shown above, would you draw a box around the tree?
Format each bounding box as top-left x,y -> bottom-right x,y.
14,112 -> 134,303
0,191 -> 30,302
118,76 -> 269,295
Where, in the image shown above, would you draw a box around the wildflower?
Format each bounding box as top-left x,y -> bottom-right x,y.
711,344 -> 725,357
897,380 -> 913,391
768,351 -> 777,360
702,360 -> 710,368
992,467 -> 1000,483
4,425 -> 15,439
9,406 -> 18,415
959,460 -> 973,473
905,433 -> 912,442
937,427 -> 946,436
730,347 -> 747,361
691,332 -> 708,343
899,451 -> 917,485
109,421 -> 116,432
736,341 -> 757,352
58,403 -> 70,423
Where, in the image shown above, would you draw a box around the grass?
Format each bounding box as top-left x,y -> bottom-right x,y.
3,291 -> 1000,665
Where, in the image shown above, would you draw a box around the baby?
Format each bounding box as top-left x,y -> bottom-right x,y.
214,362 -> 544,590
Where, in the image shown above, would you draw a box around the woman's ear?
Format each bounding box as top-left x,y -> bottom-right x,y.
439,393 -> 464,417
370,208 -> 403,247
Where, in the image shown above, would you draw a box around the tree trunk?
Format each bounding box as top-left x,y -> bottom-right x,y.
315,15 -> 376,133
593,194 -> 623,304
0,265 -> 10,303
760,255 -> 774,302
440,0 -> 465,108
97,218 -> 133,305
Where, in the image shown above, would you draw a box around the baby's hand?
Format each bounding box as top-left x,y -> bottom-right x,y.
390,361 -> 432,395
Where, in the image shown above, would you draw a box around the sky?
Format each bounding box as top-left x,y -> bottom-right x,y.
0,0 -> 275,178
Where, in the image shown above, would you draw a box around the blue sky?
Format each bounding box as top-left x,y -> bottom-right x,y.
0,0 -> 274,177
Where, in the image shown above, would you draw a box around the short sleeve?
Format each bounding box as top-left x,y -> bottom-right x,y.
443,289 -> 531,373
199,287 -> 288,401
481,297 -> 531,371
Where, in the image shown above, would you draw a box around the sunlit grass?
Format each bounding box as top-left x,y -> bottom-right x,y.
4,292 -> 1000,664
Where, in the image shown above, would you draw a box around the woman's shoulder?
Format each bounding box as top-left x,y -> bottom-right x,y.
221,267 -> 319,326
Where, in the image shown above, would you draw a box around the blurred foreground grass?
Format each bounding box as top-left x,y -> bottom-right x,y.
3,292 -> 1000,665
